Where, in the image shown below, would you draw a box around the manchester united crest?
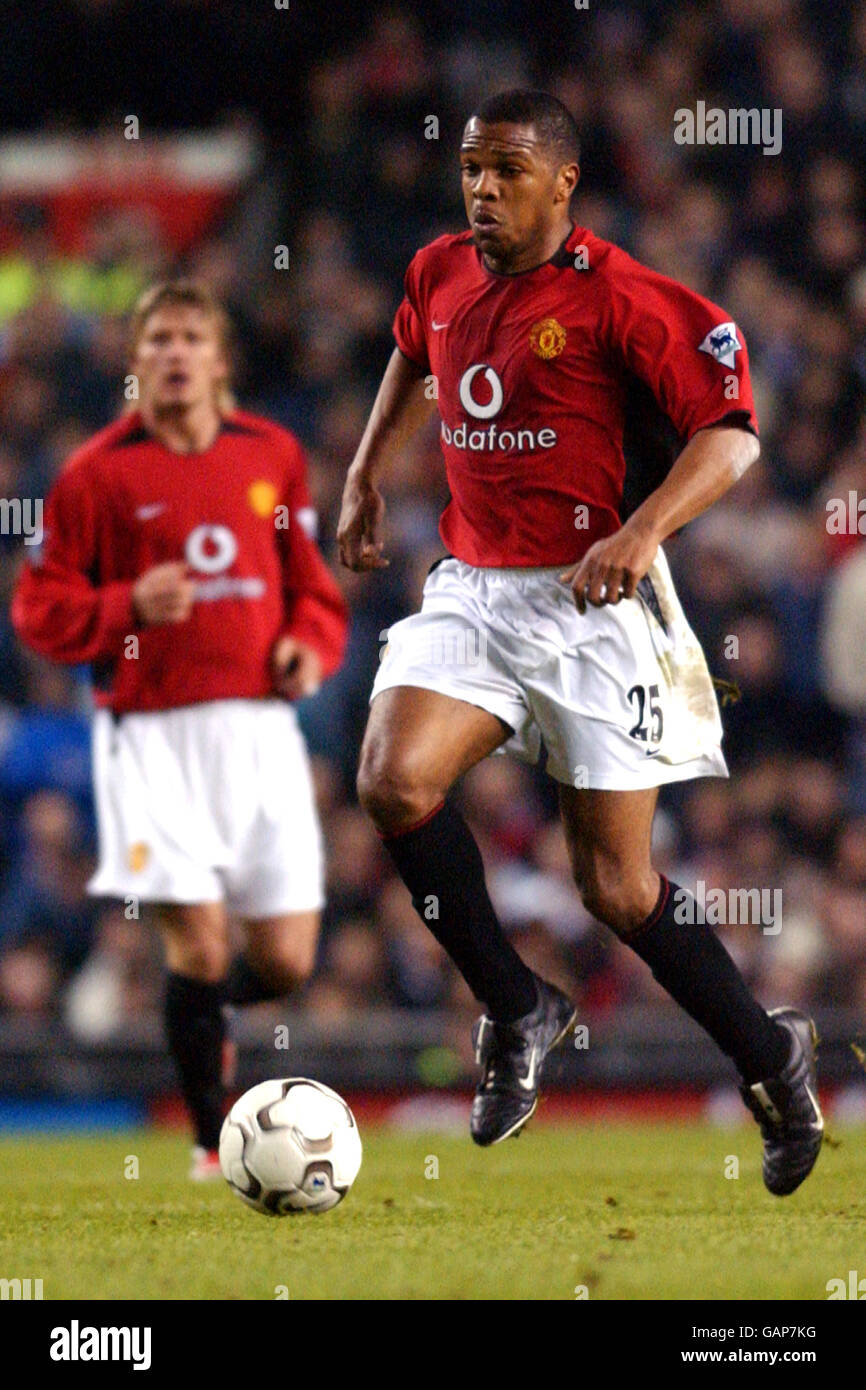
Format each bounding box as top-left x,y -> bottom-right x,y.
247,480 -> 279,518
529,317 -> 566,359
127,842 -> 151,873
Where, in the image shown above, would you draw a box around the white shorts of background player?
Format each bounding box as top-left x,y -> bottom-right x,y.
89,698 -> 323,915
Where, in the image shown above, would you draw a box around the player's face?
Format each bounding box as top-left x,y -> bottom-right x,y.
460,119 -> 577,272
133,306 -> 228,413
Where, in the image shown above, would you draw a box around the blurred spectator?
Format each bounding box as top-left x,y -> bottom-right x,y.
0,790 -> 97,979
0,943 -> 60,1019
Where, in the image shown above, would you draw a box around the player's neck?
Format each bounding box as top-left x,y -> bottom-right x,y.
140,400 -> 224,454
482,219 -> 575,276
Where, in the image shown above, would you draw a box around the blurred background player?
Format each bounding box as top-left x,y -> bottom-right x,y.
338,90 -> 823,1194
11,280 -> 348,1176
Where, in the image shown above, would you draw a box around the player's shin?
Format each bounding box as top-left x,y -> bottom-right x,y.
623,876 -> 790,1082
164,973 -> 226,1150
380,799 -> 537,1021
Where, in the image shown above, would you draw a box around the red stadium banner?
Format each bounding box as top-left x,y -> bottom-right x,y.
0,127 -> 259,255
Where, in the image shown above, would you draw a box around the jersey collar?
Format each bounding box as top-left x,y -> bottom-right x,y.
476,223 -> 583,278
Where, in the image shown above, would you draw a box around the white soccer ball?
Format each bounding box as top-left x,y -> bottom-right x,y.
219,1078 -> 362,1215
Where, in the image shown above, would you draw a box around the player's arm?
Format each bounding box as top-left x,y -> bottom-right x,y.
564,255 -> 760,612
337,348 -> 436,571
11,465 -> 193,663
561,424 -> 759,613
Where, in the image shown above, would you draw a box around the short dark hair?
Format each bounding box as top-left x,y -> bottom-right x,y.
471,89 -> 581,167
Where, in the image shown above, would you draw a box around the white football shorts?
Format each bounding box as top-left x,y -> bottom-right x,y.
88,698 -> 323,915
370,549 -> 727,790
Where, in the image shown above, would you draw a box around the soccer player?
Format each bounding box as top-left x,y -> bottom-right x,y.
338,91 -> 823,1195
13,281 -> 348,1177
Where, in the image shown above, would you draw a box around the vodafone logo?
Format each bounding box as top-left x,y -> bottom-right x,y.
181,523 -> 265,602
184,524 -> 238,575
444,360 -> 558,455
458,364 -> 504,420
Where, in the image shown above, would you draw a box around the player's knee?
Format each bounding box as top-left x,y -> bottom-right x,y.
573,858 -> 657,936
259,940 -> 317,992
356,748 -> 440,833
167,937 -> 229,983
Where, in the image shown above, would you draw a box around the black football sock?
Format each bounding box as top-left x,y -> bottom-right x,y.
380,800 -> 537,1022
223,956 -> 288,1006
164,972 -> 226,1150
624,876 -> 790,1083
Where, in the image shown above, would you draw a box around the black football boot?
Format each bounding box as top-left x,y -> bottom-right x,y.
740,1007 -> 824,1196
470,977 -> 577,1146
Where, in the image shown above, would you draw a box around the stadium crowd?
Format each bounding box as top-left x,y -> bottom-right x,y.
0,0 -> 865,1045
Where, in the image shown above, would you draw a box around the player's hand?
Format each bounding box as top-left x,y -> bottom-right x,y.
272,636 -> 322,701
559,523 -> 661,615
132,562 -> 195,625
336,471 -> 389,571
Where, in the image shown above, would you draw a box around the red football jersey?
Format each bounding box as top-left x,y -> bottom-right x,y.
12,410 -> 348,713
393,224 -> 758,566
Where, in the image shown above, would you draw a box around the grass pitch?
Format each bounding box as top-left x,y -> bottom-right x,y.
0,1121 -> 862,1300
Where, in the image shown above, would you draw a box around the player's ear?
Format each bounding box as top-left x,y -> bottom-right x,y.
556,161 -> 580,205
213,345 -> 232,408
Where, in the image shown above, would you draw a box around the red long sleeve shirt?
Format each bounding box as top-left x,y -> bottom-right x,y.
12,409 -> 348,713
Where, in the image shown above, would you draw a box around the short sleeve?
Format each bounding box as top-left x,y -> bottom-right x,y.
392,252 -> 430,370
604,251 -> 759,440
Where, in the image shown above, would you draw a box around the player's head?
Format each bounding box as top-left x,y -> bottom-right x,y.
128,280 -> 234,416
461,90 -> 580,272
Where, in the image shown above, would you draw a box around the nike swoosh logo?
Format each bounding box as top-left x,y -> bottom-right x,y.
804,1082 -> 823,1127
431,320 -> 449,331
136,503 -> 166,521
517,1050 -> 540,1091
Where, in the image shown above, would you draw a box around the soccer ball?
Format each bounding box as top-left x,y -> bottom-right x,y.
219,1078 -> 362,1215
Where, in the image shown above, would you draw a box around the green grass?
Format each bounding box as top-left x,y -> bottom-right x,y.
0,1122 -> 862,1300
